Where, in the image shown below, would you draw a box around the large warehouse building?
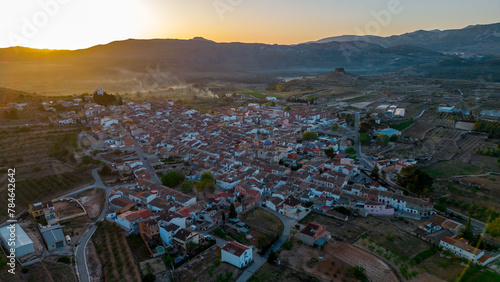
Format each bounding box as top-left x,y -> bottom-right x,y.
0,224 -> 35,257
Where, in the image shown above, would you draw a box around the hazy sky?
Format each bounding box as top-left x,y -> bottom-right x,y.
1,0 -> 499,50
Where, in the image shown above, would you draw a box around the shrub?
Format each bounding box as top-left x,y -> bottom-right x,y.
57,256 -> 71,264
283,241 -> 293,250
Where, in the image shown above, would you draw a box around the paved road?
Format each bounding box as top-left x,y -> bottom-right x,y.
236,208 -> 291,282
349,111 -> 373,169
74,169 -> 111,282
134,139 -> 162,184
413,106 -> 433,119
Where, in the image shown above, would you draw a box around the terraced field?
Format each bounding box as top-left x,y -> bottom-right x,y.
425,127 -> 463,140
455,135 -> 487,162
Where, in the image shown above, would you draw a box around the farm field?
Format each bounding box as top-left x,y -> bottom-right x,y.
279,242 -> 359,282
93,221 -> 142,282
0,253 -> 77,282
432,176 -> 500,223
426,127 -> 463,140
0,171 -> 92,221
421,160 -> 485,178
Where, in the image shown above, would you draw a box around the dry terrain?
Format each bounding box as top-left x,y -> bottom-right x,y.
77,188 -> 106,218
54,200 -> 85,218
175,245 -> 242,282
250,262 -> 321,282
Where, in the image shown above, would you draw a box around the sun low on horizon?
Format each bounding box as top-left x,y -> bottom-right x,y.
1,0 -> 499,50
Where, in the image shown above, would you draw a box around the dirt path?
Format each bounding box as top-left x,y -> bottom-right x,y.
86,241 -> 102,282
331,242 -> 399,282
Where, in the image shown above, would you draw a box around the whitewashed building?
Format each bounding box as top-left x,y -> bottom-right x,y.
221,241 -> 253,268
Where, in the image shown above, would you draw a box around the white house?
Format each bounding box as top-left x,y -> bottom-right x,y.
221,241 -> 253,268
158,222 -> 181,246
439,236 -> 497,265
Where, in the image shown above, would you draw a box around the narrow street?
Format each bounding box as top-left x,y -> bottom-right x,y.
134,139 -> 162,184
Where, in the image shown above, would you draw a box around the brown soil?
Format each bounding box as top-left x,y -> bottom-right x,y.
332,242 -> 399,282
77,188 -> 105,218
86,241 -> 102,282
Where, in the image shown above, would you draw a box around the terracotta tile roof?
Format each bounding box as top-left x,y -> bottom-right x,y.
222,241 -> 251,257
300,222 -> 325,237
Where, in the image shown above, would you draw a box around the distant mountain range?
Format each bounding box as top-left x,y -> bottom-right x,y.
306,22 -> 500,55
0,23 -> 499,95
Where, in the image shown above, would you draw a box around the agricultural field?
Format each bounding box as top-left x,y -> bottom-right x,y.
390,119 -> 416,131
0,171 -> 92,221
278,242 -> 360,282
421,160 -> 485,178
0,252 -> 77,282
431,176 -> 500,223
0,125 -> 83,171
426,127 -> 463,140
401,122 -> 435,139
455,135 -> 488,163
431,139 -> 459,160
126,234 -> 152,262
93,221 -> 142,282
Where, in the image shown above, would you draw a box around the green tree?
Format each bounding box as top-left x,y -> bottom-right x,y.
180,179 -> 194,193
461,216 -> 475,243
434,203 -> 447,213
397,165 -> 433,196
324,148 -> 335,159
164,250 -> 172,269
302,131 -> 318,140
359,122 -> 372,133
370,164 -> 379,179
195,178 -> 215,195
161,171 -> 182,188
376,134 -> 389,146
359,133 -> 371,145
345,146 -> 356,155
331,123 -> 339,131
229,203 -> 237,218
283,105 -> 291,111
100,165 -> 112,175
201,172 -> 214,182
487,217 -> 500,237
389,134 -> 399,142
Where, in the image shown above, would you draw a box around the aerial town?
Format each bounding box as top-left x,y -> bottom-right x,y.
1,2 -> 500,281
1,73 -> 500,282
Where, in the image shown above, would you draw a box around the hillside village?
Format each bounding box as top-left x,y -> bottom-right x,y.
2,84 -> 500,282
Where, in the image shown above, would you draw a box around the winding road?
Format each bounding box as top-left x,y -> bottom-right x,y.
74,168 -> 111,282
236,207 -> 291,282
